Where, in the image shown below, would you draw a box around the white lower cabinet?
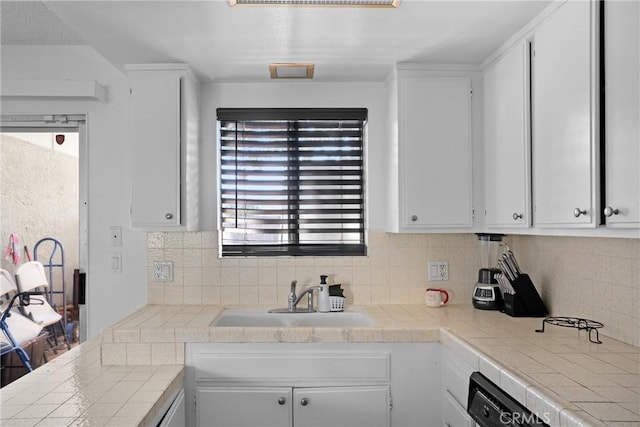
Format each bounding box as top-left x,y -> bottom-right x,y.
293,386 -> 390,427
196,385 -> 390,427
442,391 -> 474,427
441,348 -> 474,427
186,343 -> 440,427
152,388 -> 186,427
196,387 -> 292,427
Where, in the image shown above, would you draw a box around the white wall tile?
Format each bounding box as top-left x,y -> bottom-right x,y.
145,232 -> 638,346
512,236 -> 640,346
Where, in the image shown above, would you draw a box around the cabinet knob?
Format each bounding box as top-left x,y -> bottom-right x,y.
512,212 -> 523,221
300,397 -> 309,406
277,397 -> 286,406
411,215 -> 418,222
604,206 -> 620,217
165,213 -> 174,220
573,208 -> 587,218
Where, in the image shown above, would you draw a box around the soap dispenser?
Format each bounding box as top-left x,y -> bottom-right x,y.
318,275 -> 330,313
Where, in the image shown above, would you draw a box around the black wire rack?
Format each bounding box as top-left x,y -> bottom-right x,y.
535,316 -> 603,344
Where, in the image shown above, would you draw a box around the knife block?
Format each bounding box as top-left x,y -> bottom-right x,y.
502,274 -> 548,317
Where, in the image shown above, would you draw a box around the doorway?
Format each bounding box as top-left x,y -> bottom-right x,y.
1,114 -> 88,345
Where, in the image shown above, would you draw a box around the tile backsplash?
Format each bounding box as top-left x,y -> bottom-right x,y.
511,235 -> 640,347
146,230 -> 639,346
146,230 -> 480,307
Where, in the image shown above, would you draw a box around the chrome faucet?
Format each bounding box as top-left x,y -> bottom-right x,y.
287,280 -> 320,312
287,280 -> 297,311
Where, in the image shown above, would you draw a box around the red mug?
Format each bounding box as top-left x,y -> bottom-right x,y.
425,288 -> 449,307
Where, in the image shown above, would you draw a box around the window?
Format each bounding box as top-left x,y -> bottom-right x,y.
217,108 -> 367,257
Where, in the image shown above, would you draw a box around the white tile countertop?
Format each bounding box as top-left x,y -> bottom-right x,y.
0,337 -> 183,426
1,304 -> 639,426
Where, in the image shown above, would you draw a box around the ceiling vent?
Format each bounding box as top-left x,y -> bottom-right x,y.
231,0 -> 399,7
269,63 -> 315,79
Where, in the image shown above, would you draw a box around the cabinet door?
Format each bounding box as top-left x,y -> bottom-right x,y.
196,387 -> 292,427
442,390 -> 474,427
130,72 -> 181,227
484,41 -> 532,228
442,353 -> 473,409
159,389 -> 185,427
532,0 -> 597,227
400,77 -> 473,229
293,386 -> 390,427
604,0 -> 640,227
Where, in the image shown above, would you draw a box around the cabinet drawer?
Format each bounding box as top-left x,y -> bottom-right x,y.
193,351 -> 391,383
442,350 -> 473,407
442,390 -> 474,427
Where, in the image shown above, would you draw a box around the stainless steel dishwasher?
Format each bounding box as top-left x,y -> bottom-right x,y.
467,372 -> 549,427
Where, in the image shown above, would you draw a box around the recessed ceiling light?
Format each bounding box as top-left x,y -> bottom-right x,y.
231,0 -> 399,7
269,63 -> 315,79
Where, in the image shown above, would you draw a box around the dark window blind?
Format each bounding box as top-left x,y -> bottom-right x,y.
218,108 -> 367,256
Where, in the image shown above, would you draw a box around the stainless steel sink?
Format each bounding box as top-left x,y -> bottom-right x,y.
210,308 -> 376,327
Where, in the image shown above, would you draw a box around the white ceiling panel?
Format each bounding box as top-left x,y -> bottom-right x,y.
2,0 -> 552,82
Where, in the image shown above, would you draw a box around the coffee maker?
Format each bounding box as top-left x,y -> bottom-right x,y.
472,233 -> 505,310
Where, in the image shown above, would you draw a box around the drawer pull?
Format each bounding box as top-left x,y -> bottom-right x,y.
604,206 -> 620,217
573,208 -> 587,218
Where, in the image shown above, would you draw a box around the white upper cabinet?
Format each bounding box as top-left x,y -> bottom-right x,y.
386,68 -> 474,232
484,40 -> 532,228
532,0 -> 598,228
603,0 -> 640,227
128,64 -> 199,230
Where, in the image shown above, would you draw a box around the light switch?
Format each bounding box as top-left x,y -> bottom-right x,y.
111,252 -> 122,273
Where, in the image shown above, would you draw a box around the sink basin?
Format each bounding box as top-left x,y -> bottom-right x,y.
210,308 -> 376,327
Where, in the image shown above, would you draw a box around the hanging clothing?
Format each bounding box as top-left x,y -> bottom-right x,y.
5,233 -> 21,265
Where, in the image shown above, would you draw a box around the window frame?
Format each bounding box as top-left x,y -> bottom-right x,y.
217,108 -> 367,257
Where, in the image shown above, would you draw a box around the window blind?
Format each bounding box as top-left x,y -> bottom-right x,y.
217,108 -> 367,256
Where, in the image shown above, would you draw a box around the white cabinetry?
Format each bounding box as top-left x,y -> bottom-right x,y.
532,0 -> 598,227
293,386 -> 390,427
603,0 -> 640,227
186,343 -> 440,427
157,389 -> 186,427
386,68 -> 474,232
196,387 -> 292,426
484,40 -> 532,228
441,347 -> 474,427
196,385 -> 390,427
127,64 -> 199,230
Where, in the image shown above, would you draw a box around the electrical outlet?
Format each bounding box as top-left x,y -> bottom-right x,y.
154,261 -> 173,282
427,261 -> 448,281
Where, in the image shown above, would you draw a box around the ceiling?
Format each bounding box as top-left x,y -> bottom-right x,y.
1,0 -> 552,83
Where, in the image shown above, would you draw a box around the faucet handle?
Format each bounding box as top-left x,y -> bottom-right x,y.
287,280 -> 297,312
